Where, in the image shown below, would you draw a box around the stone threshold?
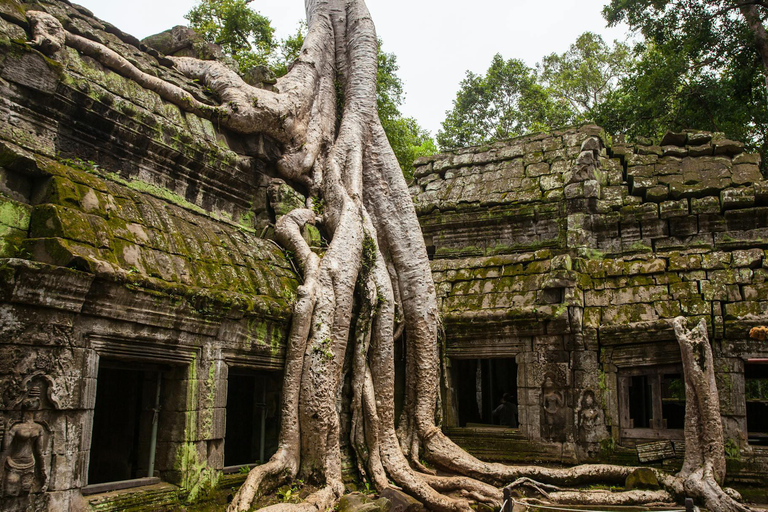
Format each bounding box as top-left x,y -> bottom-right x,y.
82,477 -> 162,495
84,481 -> 180,512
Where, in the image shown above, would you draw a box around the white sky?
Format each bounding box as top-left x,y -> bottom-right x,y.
72,0 -> 630,135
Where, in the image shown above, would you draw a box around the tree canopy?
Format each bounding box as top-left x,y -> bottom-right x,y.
598,0 -> 768,160
439,5 -> 768,167
437,55 -> 573,149
185,0 -> 275,71
539,32 -> 631,121
437,34 -> 629,150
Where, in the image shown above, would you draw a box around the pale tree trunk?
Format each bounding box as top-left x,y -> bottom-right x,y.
672,317 -> 749,512
24,6 -> 755,512
739,3 -> 768,95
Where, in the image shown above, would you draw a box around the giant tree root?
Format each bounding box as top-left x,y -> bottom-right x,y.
474,318 -> 751,512
26,6 -> 754,512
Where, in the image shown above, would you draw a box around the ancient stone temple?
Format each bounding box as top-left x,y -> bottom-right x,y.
410,126 -> 768,490
0,1 -> 767,511
0,1 -> 298,510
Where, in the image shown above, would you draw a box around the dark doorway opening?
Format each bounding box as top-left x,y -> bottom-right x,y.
224,370 -> 282,467
746,362 -> 768,445
88,361 -> 164,485
454,358 -> 517,427
661,373 -> 686,429
621,365 -> 685,438
628,375 -> 652,429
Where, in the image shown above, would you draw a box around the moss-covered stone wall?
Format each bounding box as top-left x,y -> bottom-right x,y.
0,1 -> 298,510
413,126 -> 768,483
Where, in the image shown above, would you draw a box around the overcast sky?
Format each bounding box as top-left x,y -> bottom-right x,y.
73,0 -> 630,135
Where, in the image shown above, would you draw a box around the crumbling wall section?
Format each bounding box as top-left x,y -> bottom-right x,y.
0,1 -> 297,510
412,126 -> 768,480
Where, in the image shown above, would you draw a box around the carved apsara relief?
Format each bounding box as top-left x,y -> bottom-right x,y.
0,380 -> 53,497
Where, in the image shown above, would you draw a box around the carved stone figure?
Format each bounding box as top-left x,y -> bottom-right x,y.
577,390 -> 602,458
0,387 -> 49,497
541,374 -> 565,441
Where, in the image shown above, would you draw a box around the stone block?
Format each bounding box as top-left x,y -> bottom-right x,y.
637,145 -> 662,156
668,253 -> 702,271
641,219 -> 668,240
584,180 -> 600,199
625,468 -> 660,490
1,52 -> 61,95
540,174 -> 562,191
732,249 -> 763,268
564,183 -> 584,199
743,282 -> 768,300
687,131 -> 712,145
688,144 -> 713,156
644,185 -> 669,203
660,131 -> 687,146
524,151 -> 544,166
662,145 -> 687,158
732,164 -> 763,185
702,251 -> 732,269
698,213 -> 726,233
627,153 -> 659,166
380,488 -> 424,512
756,181 -> 768,205
659,199 -> 689,219
627,164 -> 656,178
721,187 -> 755,210
669,216 -> 699,238
653,300 -> 682,318
714,139 -> 744,156
158,410 -> 190,442
527,162 -> 550,177
691,196 -> 721,214
669,281 -> 699,300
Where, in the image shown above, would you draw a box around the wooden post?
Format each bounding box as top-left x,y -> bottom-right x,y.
503,486 -> 512,512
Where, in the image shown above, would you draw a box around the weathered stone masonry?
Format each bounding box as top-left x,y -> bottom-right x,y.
0,1 -> 297,510
411,126 -> 768,489
0,0 -> 767,509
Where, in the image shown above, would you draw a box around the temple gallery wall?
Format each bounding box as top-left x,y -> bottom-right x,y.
0,1 -> 767,510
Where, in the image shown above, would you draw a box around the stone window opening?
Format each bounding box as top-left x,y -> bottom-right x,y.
745,360 -> 768,445
619,365 -> 685,442
452,358 -> 518,428
84,360 -> 169,492
223,369 -> 281,471
540,287 -> 565,304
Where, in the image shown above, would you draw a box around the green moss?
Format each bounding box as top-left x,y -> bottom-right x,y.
0,195 -> 31,230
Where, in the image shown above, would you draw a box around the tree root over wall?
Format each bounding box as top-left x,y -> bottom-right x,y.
26,6 -> 753,512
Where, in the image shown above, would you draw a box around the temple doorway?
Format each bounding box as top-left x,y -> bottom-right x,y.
88,361 -> 165,485
453,358 -> 518,427
224,369 -> 281,468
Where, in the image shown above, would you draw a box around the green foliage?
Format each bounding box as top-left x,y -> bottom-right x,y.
598,0 -> 768,162
668,377 -> 686,401
360,234 -> 377,275
376,43 -> 437,179
185,0 -> 274,72
277,479 -> 304,502
539,32 -> 632,121
724,438 -> 741,459
271,21 -> 306,77
746,377 -> 768,401
437,54 -> 576,150
186,0 -> 304,77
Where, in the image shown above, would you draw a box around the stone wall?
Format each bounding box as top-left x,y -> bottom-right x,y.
0,1 -> 297,510
412,126 -> 768,481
